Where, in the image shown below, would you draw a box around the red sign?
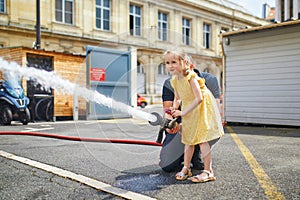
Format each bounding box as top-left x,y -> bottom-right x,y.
90,68 -> 105,81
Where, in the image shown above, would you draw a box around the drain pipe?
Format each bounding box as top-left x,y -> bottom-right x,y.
35,0 -> 41,49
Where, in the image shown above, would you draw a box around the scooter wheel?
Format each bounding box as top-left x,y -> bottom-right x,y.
0,106 -> 13,125
19,107 -> 31,125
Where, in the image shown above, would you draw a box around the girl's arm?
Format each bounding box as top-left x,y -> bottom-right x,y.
172,77 -> 202,117
182,77 -> 202,116
172,89 -> 181,110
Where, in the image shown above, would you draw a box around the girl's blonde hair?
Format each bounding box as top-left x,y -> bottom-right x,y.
163,49 -> 193,76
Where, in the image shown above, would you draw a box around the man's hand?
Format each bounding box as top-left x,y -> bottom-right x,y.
166,123 -> 180,134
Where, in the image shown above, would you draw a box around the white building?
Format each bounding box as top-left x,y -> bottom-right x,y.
221,20 -> 300,126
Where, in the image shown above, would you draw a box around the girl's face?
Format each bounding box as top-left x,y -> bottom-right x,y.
164,53 -> 183,76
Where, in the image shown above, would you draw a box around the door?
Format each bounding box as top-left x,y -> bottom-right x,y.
26,53 -> 54,121
86,46 -> 131,120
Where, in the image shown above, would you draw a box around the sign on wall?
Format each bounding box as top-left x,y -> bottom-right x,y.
90,68 -> 105,81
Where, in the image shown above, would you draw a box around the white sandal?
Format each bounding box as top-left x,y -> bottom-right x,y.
175,166 -> 192,181
190,170 -> 216,183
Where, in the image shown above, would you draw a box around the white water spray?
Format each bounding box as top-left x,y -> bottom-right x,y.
0,58 -> 157,122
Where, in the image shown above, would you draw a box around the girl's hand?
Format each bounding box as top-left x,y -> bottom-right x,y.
171,110 -> 182,118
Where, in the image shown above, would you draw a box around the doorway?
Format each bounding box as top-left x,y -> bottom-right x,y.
26,53 -> 54,121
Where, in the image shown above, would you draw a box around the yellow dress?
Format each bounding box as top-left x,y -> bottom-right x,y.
170,72 -> 224,145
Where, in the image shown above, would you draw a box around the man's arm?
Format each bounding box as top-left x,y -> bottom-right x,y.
203,74 -> 220,99
162,77 -> 174,117
208,76 -> 221,112
162,78 -> 179,133
202,73 -> 221,112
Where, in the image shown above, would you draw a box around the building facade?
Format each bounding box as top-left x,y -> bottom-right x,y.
0,0 -> 269,106
263,3 -> 276,22
275,0 -> 300,22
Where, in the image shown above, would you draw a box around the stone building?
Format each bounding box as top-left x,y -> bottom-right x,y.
275,0 -> 300,22
0,0 -> 269,118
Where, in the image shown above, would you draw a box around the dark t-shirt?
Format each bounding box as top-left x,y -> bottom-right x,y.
162,77 -> 174,102
198,71 -> 220,99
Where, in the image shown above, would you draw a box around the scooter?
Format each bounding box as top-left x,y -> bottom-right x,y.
0,74 -> 31,125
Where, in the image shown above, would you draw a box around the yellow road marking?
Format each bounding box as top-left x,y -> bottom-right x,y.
227,126 -> 285,200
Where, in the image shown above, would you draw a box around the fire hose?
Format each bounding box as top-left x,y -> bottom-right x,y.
0,131 -> 162,146
0,112 -> 176,146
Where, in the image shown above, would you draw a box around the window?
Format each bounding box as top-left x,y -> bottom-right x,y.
158,12 -> 168,41
130,4 -> 142,36
203,23 -> 211,49
203,68 -> 209,73
96,0 -> 110,30
137,62 -> 144,74
182,18 -> 191,45
55,0 -> 74,24
0,0 -> 5,13
158,63 -> 168,75
137,61 -> 145,93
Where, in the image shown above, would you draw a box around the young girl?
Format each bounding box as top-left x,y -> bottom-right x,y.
163,49 -> 224,183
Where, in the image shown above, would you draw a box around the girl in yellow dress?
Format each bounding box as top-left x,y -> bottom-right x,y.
163,49 -> 224,183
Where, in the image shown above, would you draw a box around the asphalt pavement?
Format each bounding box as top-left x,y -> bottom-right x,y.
0,105 -> 299,200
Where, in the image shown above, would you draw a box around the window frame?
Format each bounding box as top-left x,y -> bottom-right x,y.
55,0 -> 74,25
158,11 -> 168,41
0,0 -> 6,13
95,0 -> 111,31
182,17 -> 191,45
129,4 -> 142,36
203,23 -> 211,49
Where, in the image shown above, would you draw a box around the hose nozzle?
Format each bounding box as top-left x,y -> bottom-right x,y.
148,112 -> 179,144
148,112 -> 163,126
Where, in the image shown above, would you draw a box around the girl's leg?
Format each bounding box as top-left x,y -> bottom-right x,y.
190,142 -> 216,183
176,144 -> 194,180
184,144 -> 194,169
199,142 -> 212,172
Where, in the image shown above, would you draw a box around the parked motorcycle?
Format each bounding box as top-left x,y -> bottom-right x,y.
0,73 -> 30,125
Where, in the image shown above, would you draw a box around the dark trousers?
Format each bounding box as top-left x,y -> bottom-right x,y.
159,132 -> 220,172
159,132 -> 184,172
159,132 -> 205,172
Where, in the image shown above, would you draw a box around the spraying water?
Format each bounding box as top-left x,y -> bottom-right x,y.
0,58 -> 157,123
